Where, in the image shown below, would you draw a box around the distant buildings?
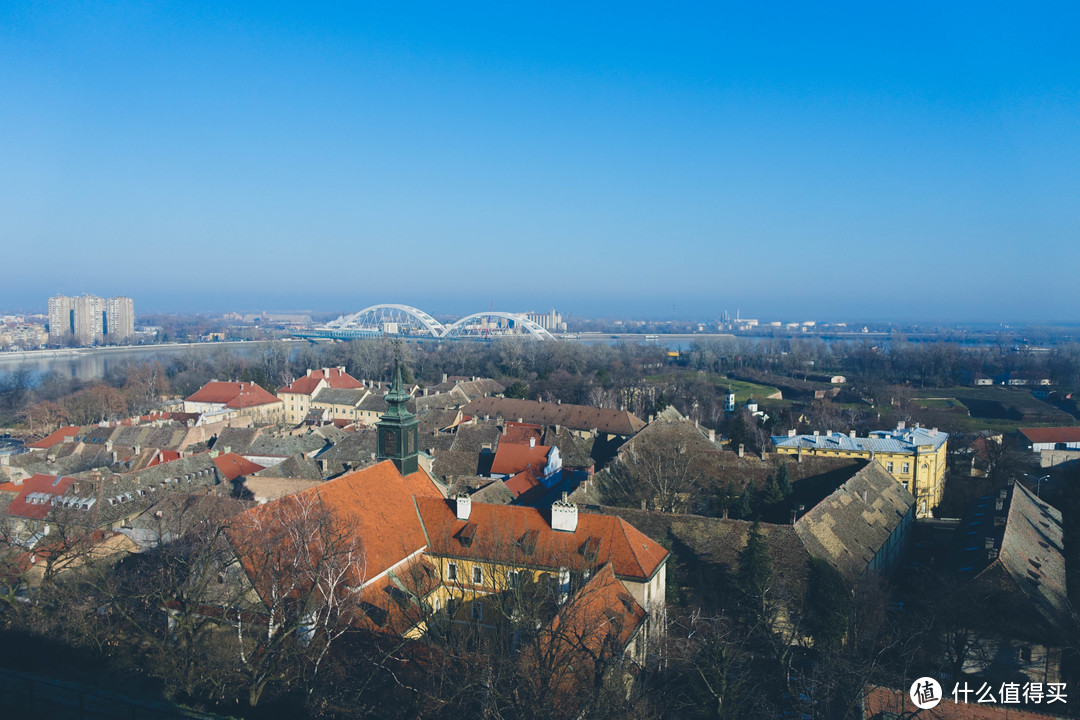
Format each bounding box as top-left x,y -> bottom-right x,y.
48,294 -> 134,345
523,309 -> 567,334
772,422 -> 948,518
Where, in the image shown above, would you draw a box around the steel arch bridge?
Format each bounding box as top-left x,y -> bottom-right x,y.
306,304 -> 557,341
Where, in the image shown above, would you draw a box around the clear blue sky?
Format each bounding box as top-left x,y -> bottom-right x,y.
1,2 -> 1077,322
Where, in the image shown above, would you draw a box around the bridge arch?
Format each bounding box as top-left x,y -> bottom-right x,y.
443,311 -> 557,341
326,304 -> 448,337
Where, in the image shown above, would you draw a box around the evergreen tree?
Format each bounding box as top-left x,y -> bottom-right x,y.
777,462 -> 792,497
737,522 -> 773,620
733,484 -> 754,519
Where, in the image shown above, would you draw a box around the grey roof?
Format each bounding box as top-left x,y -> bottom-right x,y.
542,425 -> 595,468
212,427 -> 262,454
314,430 -> 378,477
469,479 -> 515,505
450,422 -> 503,454
312,387 -> 369,406
793,462 -> 915,581
251,453 -> 322,480
430,450 -> 483,483
246,433 -> 328,459
772,426 -> 948,454
418,409 -> 463,435
415,386 -> 472,411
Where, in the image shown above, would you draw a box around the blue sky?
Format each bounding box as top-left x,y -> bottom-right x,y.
1,2 -> 1077,322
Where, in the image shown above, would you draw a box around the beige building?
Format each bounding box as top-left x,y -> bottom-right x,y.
773,423 -> 948,517
277,367 -> 366,424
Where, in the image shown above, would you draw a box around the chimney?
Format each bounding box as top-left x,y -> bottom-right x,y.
850,430 -> 856,438
738,443 -> 744,458
648,415 -> 654,423
423,387 -> 428,396
722,507 -> 729,519
897,420 -> 906,430
456,494 -> 472,521
788,428 -> 796,437
442,373 -> 448,384
307,369 -> 312,377
708,429 -> 716,442
529,437 -> 536,449
813,430 -> 819,437
551,494 -> 578,532
554,424 -> 560,433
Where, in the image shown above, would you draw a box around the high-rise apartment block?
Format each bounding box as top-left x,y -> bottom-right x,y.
523,309 -> 567,334
48,295 -> 135,345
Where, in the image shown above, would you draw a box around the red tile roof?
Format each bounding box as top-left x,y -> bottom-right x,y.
185,381 -> 282,409
27,426 -> 80,449
1020,427 -> 1080,445
212,453 -> 266,481
0,473 -> 78,520
504,471 -> 542,498
414,498 -> 668,581
278,367 -> 365,396
230,460 -> 441,582
147,450 -> 182,468
501,421 -> 544,446
491,442 -> 552,478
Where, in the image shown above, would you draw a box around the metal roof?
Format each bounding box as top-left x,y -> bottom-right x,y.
772,426 -> 947,453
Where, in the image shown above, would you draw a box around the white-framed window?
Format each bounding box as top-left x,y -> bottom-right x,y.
507,570 -> 521,590
902,462 -> 910,473
886,461 -> 894,472
473,566 -> 483,584
902,481 -> 909,491
447,562 -> 457,581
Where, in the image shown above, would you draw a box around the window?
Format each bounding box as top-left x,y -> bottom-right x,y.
472,566 -> 483,584
446,562 -> 457,581
471,601 -> 483,621
902,481 -> 909,491
902,462 -> 910,473
886,462 -> 894,472
507,570 -> 521,590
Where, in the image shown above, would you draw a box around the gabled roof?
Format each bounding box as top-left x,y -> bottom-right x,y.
1019,426 -> 1080,445
501,422 -> 544,446
463,398 -> 646,436
278,367 -> 364,396
27,426 -> 81,450
186,382 -> 282,409
794,461 -> 914,581
212,453 -> 266,481
311,387 -> 369,407
230,460 -> 441,581
490,442 -> 552,478
414,498 -> 668,581
0,473 -> 78,520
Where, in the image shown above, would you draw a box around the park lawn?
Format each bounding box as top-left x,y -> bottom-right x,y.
643,372 -> 782,403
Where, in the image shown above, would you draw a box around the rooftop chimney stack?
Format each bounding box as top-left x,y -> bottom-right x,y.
456,495 -> 472,521
551,495 -> 578,532
529,437 -> 536,449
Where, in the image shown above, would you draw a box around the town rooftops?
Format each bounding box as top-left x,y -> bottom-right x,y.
490,442 -> 553,478
1019,427 -> 1080,445
212,453 -> 266,481
185,381 -> 283,409
414,497 -> 668,582
772,425 -> 948,454
278,366 -> 364,396
312,387 -> 369,406
462,397 -> 646,437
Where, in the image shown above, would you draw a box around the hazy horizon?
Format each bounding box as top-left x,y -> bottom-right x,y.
2,4 -> 1077,324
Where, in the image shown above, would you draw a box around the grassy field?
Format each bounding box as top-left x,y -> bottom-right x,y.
909,386 -> 1074,433
643,372 -> 782,403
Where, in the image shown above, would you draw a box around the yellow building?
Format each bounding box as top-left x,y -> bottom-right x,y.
772,423 -> 948,518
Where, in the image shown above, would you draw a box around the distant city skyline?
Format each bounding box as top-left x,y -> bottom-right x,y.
2,3 -> 1077,323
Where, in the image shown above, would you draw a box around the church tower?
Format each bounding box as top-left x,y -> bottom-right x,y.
376,364 -> 419,475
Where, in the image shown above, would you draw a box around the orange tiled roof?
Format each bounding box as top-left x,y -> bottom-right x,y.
414,498 -> 668,581
278,367 -> 365,396
230,460 -> 441,582
27,426 -> 80,449
212,453 -> 266,481
185,382 -> 282,409
491,442 -> 551,477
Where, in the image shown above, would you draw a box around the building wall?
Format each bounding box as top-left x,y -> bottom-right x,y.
775,443 -> 946,517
